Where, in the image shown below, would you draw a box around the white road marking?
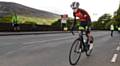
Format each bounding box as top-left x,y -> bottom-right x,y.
23,36 -> 74,44
116,46 -> 120,51
0,33 -> 69,40
111,54 -> 118,63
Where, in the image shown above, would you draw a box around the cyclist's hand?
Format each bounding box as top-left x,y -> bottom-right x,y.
70,29 -> 75,35
70,25 -> 75,35
71,31 -> 75,35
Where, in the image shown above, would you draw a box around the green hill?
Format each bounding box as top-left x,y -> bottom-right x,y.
0,2 -> 60,25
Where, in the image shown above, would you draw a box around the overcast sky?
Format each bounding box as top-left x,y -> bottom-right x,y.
0,0 -> 120,21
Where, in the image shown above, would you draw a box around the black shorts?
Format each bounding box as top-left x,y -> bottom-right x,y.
80,21 -> 91,31
80,21 -> 89,28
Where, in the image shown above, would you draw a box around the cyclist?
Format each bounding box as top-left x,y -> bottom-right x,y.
70,1 -> 93,50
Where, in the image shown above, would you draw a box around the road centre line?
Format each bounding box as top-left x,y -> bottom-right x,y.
23,36 -> 74,44
0,34 -> 68,40
116,46 -> 120,51
111,42 -> 120,63
111,54 -> 118,63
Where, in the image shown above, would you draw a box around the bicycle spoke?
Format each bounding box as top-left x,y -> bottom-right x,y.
69,39 -> 82,65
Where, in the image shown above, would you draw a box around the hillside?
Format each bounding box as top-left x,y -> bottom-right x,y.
0,2 -> 60,18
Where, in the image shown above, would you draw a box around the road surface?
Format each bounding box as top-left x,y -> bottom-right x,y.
0,31 -> 119,66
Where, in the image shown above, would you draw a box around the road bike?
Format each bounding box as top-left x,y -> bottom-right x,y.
69,19 -> 93,65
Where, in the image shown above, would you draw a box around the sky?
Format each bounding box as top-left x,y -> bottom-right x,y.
0,0 -> 120,21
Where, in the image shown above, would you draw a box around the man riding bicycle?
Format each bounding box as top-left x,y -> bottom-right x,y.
70,1 -> 93,50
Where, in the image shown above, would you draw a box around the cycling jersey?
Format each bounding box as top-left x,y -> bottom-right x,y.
73,8 -> 91,22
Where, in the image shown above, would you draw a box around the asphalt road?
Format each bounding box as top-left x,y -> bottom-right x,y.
0,31 -> 120,66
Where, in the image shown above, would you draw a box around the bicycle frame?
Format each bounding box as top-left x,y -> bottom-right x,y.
71,17 -> 89,51
78,30 -> 89,52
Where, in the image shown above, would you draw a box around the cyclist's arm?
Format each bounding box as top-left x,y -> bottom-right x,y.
70,12 -> 77,35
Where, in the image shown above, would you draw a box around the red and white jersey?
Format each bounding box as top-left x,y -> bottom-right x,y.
74,8 -> 91,22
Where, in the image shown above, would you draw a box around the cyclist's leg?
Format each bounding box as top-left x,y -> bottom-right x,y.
80,21 -> 88,35
79,21 -> 86,34
111,30 -> 113,37
86,24 -> 94,50
89,36 -> 93,50
80,22 -> 88,51
81,21 -> 94,50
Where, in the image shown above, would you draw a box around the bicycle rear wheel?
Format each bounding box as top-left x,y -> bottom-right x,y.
69,39 -> 82,65
86,36 -> 94,56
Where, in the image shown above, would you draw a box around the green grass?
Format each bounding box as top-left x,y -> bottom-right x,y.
0,15 -> 12,23
18,16 -> 59,25
0,15 -> 59,25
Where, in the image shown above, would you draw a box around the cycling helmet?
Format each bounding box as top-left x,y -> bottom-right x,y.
71,2 -> 79,9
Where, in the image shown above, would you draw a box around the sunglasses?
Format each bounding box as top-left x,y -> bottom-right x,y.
72,8 -> 77,9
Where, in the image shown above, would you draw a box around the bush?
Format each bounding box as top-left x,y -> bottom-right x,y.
23,21 -> 37,25
51,19 -> 61,27
0,16 -> 12,23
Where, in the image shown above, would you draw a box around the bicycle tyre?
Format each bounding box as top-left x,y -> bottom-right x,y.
69,39 -> 82,65
86,36 -> 94,56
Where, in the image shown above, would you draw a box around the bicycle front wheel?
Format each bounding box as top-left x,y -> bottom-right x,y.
69,39 -> 82,65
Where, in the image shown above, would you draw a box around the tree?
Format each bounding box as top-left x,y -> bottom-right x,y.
98,14 -> 111,22
114,4 -> 120,26
96,13 -> 112,30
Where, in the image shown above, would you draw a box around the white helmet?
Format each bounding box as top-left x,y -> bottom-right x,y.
71,2 -> 79,9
